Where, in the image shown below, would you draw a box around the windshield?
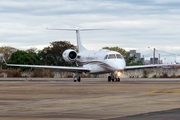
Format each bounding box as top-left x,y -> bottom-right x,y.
104,54 -> 123,59
108,54 -> 116,59
116,54 -> 123,59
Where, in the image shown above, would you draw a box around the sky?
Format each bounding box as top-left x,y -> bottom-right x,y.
0,0 -> 180,63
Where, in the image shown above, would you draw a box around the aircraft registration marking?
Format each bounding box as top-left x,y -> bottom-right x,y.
1,97 -> 117,112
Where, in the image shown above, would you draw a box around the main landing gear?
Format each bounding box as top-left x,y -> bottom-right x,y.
108,76 -> 120,82
74,76 -> 81,82
73,73 -> 81,82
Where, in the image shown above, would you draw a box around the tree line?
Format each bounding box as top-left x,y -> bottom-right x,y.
0,41 -> 143,70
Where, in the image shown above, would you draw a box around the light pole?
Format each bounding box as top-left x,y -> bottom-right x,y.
148,47 -> 155,64
164,58 -> 166,64
175,54 -> 177,64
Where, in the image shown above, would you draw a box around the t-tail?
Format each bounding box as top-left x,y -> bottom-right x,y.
47,27 -> 105,52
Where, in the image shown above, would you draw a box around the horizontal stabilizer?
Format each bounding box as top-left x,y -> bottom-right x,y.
46,28 -> 106,31
46,27 -> 105,52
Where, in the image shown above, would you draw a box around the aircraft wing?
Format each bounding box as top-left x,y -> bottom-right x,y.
125,64 -> 170,70
6,64 -> 90,72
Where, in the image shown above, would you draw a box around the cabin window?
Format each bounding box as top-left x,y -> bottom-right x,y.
108,54 -> 116,59
104,55 -> 108,59
116,54 -> 123,59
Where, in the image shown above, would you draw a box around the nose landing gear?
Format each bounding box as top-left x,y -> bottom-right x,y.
108,76 -> 121,82
117,78 -> 120,82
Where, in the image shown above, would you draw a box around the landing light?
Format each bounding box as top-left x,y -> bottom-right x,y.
117,71 -> 122,77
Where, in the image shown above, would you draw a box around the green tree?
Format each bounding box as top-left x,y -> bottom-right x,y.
38,41 -> 77,66
0,46 -> 18,69
130,60 -> 144,66
125,53 -> 143,66
26,47 -> 41,65
26,47 -> 38,57
0,46 -> 18,61
125,53 -> 136,66
7,50 -> 38,70
102,46 -> 127,56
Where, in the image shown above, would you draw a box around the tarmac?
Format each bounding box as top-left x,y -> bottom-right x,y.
0,78 -> 180,120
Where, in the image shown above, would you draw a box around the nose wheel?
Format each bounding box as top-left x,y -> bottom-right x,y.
117,78 -> 120,82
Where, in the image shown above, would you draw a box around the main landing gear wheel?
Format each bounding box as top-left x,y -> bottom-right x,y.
117,78 -> 120,82
108,76 -> 111,82
78,77 -> 81,82
74,76 -> 77,82
74,76 -> 81,82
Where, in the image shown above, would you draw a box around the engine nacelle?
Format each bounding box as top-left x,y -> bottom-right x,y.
62,49 -> 77,62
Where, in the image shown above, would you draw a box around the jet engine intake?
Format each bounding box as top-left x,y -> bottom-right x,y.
63,49 -> 77,62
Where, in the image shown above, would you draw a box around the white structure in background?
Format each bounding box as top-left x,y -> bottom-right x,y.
0,53 -> 4,69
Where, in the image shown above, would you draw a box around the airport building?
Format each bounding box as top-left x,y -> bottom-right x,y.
149,58 -> 163,64
150,58 -> 158,64
129,50 -> 141,62
141,58 -> 144,63
129,50 -> 163,64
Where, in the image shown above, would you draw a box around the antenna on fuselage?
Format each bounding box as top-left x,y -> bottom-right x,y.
46,27 -> 105,52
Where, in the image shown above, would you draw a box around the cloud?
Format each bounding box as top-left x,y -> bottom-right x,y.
0,0 -> 180,62
1,0 -> 179,16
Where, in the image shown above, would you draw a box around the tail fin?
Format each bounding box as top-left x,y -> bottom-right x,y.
47,27 -> 105,52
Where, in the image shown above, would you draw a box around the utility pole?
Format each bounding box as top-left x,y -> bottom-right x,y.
153,48 -> 155,64
175,54 -> 177,64
143,55 -> 144,64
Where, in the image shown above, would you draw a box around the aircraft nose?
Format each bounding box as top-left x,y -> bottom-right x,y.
106,59 -> 126,71
111,59 -> 125,70
115,60 -> 125,70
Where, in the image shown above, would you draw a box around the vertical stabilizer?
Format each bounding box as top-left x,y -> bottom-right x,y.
47,27 -> 105,52
75,29 -> 86,52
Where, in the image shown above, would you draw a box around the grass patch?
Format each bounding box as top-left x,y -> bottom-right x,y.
0,80 -> 20,82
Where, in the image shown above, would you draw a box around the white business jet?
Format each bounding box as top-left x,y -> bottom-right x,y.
5,28 -> 169,82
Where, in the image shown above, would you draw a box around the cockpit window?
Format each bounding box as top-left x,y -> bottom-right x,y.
108,54 -> 116,59
104,55 -> 108,60
116,54 -> 123,59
